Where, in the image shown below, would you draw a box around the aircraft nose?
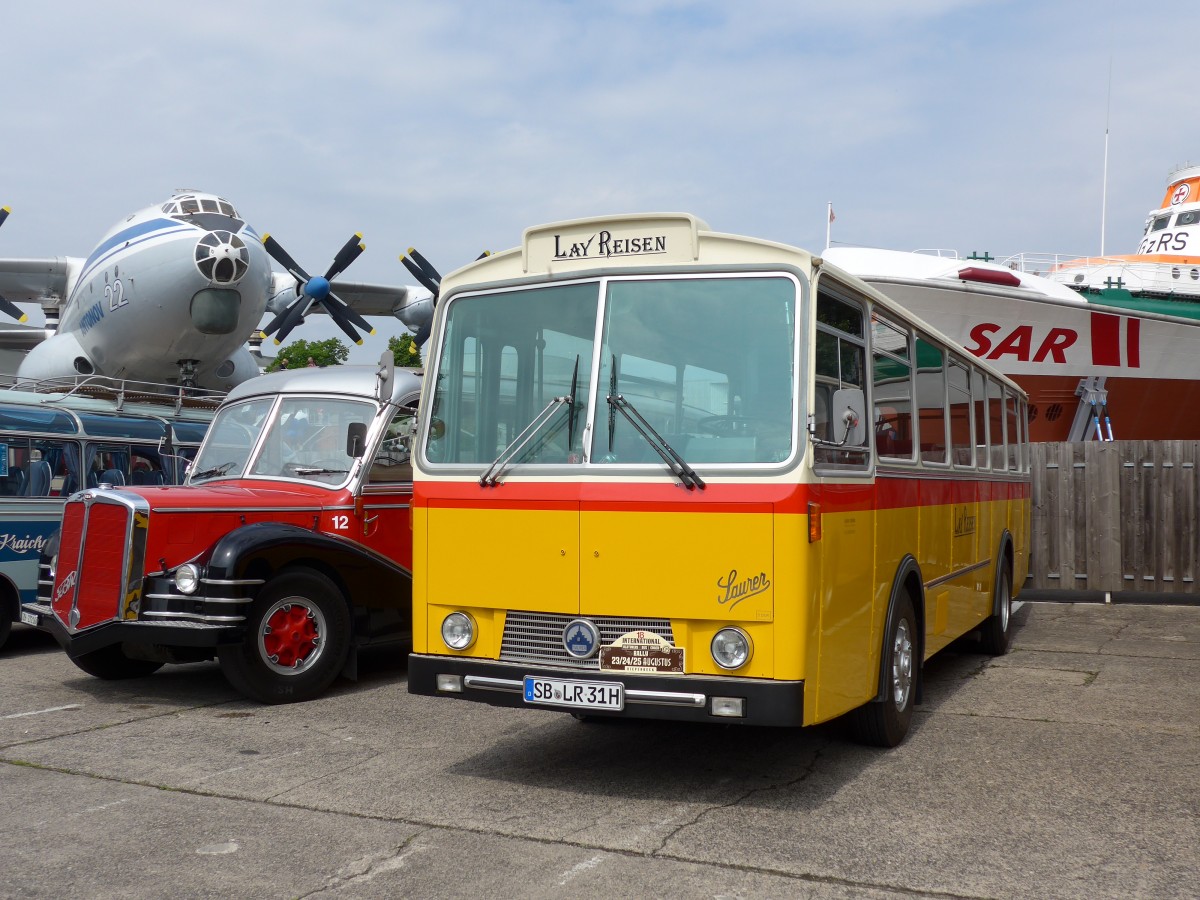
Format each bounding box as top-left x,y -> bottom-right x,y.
194,230 -> 249,285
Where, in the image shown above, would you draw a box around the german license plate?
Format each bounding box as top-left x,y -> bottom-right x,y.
523,675 -> 624,711
19,610 -> 40,627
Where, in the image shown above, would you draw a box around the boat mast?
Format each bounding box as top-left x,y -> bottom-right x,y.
1099,51 -> 1113,256
1100,54 -> 1112,256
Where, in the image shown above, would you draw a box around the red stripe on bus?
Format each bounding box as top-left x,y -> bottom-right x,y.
416,476 -> 1028,514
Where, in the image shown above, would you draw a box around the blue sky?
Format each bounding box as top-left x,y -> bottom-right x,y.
2,0 -> 1197,360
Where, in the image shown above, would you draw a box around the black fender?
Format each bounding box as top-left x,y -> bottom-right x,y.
872,554 -> 926,706
203,522 -> 412,646
991,529 -> 1014,617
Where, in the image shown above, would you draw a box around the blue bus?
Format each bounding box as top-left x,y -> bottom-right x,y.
0,376 -> 218,649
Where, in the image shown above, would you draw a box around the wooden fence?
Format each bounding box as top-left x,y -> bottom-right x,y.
1028,441 -> 1198,594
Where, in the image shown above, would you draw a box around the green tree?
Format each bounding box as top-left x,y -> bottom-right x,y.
387,333 -> 423,368
267,337 -> 349,372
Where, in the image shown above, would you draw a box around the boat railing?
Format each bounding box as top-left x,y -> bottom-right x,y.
0,372 -> 225,415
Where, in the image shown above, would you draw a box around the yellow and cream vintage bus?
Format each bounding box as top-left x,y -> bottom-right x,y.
407,213 -> 1029,747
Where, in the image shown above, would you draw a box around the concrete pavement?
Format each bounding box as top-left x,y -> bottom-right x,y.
0,601 -> 1197,899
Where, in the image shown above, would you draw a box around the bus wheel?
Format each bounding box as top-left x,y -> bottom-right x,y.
851,593 -> 916,748
979,564 -> 1012,656
70,645 -> 164,679
218,569 -> 350,704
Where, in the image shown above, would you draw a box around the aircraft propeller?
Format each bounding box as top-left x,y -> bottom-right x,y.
400,247 -> 489,347
259,232 -> 377,346
399,247 -> 442,347
0,206 -> 31,323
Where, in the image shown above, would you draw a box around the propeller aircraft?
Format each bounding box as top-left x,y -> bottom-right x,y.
0,191 -> 433,391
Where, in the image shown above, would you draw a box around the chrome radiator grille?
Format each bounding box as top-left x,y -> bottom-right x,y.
499,611 -> 674,670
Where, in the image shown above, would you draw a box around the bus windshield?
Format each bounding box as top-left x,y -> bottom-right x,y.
425,275 -> 797,470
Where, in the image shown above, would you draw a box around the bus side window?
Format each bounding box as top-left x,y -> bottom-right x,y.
131,451 -> 166,485
814,288 -> 869,468
368,407 -> 416,484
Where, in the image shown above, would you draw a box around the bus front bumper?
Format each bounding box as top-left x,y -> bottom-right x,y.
20,601 -> 244,656
408,654 -> 806,726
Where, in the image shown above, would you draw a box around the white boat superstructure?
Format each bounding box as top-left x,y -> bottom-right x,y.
823,164 -> 1200,442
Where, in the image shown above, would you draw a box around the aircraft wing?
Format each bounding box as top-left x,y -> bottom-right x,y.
0,257 -> 80,354
0,257 -> 79,305
328,279 -> 415,316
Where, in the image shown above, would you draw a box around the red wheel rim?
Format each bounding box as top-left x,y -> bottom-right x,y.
260,600 -> 324,672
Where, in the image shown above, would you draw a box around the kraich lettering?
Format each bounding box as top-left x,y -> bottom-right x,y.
717,569 -> 771,608
0,533 -> 48,555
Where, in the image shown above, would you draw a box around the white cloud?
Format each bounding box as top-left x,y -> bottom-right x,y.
2,0 -> 1197,360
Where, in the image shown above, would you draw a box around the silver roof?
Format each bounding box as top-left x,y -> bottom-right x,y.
224,365 -> 422,406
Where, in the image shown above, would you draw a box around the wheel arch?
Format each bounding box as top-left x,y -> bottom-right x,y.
872,555 -> 926,705
203,521 -> 411,642
993,529 -> 1015,618
0,570 -> 19,620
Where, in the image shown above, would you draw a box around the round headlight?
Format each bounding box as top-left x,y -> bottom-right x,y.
174,563 -> 202,595
441,612 -> 475,650
711,627 -> 752,670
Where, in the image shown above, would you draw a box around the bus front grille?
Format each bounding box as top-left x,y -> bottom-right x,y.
499,611 -> 674,670
50,491 -> 149,632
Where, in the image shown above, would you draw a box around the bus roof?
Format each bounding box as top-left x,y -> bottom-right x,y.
436,212 -> 1026,396
0,373 -> 221,422
223,364 -> 422,407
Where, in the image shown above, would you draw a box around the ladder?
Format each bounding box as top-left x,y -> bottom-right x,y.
1067,376 -> 1114,441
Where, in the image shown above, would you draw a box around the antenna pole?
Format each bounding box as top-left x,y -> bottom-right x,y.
1100,55 -> 1112,256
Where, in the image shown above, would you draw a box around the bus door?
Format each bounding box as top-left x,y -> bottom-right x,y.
357,401 -> 419,571
946,356 -> 984,637
812,287 -> 877,721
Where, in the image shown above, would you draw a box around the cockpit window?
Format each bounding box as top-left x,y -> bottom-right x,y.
165,195 -> 240,219
1151,214 -> 1171,232
1177,210 -> 1199,227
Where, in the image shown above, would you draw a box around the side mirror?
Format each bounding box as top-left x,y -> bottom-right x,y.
831,387 -> 865,446
346,422 -> 368,458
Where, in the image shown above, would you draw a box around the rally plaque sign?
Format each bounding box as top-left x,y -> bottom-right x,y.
599,631 -> 684,674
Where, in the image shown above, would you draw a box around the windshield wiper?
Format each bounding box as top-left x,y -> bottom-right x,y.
189,461 -> 237,481
607,394 -> 705,490
480,395 -> 572,487
289,466 -> 349,475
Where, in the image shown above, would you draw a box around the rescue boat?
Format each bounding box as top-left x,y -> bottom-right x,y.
825,163 -> 1200,442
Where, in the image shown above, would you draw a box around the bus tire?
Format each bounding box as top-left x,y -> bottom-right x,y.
979,563 -> 1013,656
218,569 -> 350,704
0,580 -> 16,649
70,645 -> 164,679
851,592 -> 916,748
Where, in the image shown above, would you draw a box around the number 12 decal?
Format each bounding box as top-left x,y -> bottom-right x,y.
331,514 -> 349,530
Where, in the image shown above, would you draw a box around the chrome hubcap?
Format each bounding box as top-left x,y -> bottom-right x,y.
892,619 -> 913,710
